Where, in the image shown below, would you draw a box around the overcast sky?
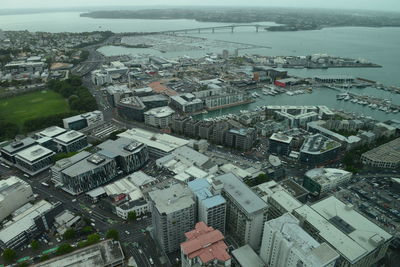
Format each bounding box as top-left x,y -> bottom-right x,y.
2,0 -> 400,12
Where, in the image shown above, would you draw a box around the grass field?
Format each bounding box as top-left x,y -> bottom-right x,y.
0,90 -> 70,127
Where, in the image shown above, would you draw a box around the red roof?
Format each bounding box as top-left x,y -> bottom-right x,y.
148,81 -> 177,96
181,222 -> 231,264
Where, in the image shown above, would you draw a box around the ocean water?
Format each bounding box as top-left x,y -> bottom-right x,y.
1,12 -> 399,121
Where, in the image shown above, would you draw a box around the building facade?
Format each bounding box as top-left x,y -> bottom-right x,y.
149,184 -> 196,253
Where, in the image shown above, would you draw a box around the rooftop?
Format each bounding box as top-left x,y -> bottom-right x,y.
181,222 -> 231,263
269,133 -> 293,144
39,126 -> 66,138
1,137 -> 36,154
63,111 -> 103,124
266,213 -> 339,266
54,130 -> 85,144
294,196 -> 392,263
232,245 -> 264,267
362,137 -> 400,164
33,240 -> 124,267
305,168 -> 352,186
62,153 -> 111,177
15,145 -> 54,162
148,183 -> 194,215
301,134 -> 341,154
97,137 -> 144,158
215,173 -> 268,215
0,200 -> 54,244
0,176 -> 30,201
118,128 -> 189,153
52,151 -> 91,172
144,106 -> 175,118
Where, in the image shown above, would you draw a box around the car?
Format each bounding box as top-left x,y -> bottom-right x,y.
125,230 -> 130,235
138,249 -> 143,254
149,258 -> 154,265
72,199 -> 77,202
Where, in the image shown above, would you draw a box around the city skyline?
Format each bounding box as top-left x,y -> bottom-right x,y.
2,0 -> 400,12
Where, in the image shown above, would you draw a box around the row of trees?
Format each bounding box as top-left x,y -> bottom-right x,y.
2,229 -> 120,264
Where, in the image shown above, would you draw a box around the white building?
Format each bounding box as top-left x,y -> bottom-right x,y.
304,168 -> 352,196
63,110 -> 104,131
144,106 -> 175,128
0,176 -> 34,222
149,183 -> 196,253
53,130 -> 88,153
293,196 -> 392,267
188,179 -> 226,234
14,145 -> 55,175
214,173 -> 268,251
118,128 -> 189,158
260,213 -> 339,267
38,126 -> 67,139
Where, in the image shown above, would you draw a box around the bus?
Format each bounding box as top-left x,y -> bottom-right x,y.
41,182 -> 49,187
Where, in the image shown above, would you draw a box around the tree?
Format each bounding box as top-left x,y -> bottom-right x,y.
86,233 -> 101,245
2,248 -> 17,263
106,229 -> 119,241
40,255 -> 50,262
82,225 -> 94,234
127,211 -> 137,222
31,239 -> 40,250
63,228 -> 76,240
56,243 -> 74,256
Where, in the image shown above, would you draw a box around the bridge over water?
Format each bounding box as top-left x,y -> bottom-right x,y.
149,24 -> 269,34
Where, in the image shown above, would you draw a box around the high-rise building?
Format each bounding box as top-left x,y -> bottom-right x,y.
260,213 -> 339,267
214,173 -> 268,251
188,179 -> 226,234
268,133 -> 293,156
59,153 -> 117,195
149,184 -> 196,253
0,176 -> 34,222
180,222 -> 231,267
225,128 -> 256,151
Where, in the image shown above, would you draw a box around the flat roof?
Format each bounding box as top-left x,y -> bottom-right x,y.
362,137 -> 400,164
125,171 -> 156,187
144,106 -> 175,118
305,168 -> 352,186
54,130 -> 85,144
270,190 -> 302,212
63,111 -> 102,124
97,137 -> 144,158
295,196 -> 392,263
0,176 -> 30,201
15,145 -> 54,162
1,137 -> 36,154
34,240 -> 124,267
173,146 -> 210,167
118,128 -> 189,153
148,183 -> 194,215
270,133 -> 293,144
52,151 -> 92,172
215,173 -> 268,215
301,134 -> 341,154
0,200 -> 53,243
62,153 -> 112,177
232,245 -> 265,267
39,126 -> 66,138
266,213 -> 339,266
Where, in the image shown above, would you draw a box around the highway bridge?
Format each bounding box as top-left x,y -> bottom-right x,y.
151,24 -> 269,34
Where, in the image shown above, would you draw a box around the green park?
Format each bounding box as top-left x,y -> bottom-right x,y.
0,90 -> 70,127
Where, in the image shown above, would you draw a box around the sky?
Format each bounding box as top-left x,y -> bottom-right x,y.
2,0 -> 400,12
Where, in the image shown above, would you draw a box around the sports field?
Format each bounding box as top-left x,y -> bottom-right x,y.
0,90 -> 69,127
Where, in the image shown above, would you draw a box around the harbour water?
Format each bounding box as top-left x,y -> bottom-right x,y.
1,12 -> 399,121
